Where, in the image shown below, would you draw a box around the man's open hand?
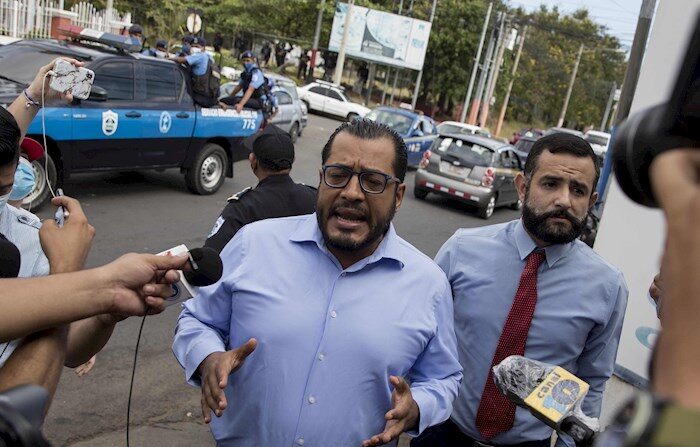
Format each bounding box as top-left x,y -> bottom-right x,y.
362,376 -> 419,446
198,338 -> 257,423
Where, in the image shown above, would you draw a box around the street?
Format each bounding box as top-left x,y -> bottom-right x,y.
41,114 -> 520,446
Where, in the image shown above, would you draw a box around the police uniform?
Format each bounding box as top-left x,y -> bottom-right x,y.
204,124 -> 317,253
0,204 -> 50,367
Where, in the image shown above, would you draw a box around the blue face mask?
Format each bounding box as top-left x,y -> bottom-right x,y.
244,62 -> 255,72
9,158 -> 35,202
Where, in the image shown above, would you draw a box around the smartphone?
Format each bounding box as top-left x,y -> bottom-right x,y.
49,59 -> 94,100
54,188 -> 69,228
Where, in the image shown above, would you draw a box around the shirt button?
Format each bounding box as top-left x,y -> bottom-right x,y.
318,353 -> 325,361
330,310 -> 337,318
341,272 -> 347,277
296,438 -> 305,446
308,395 -> 316,404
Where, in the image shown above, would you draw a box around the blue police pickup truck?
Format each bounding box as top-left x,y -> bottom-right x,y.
364,106 -> 438,168
0,38 -> 263,209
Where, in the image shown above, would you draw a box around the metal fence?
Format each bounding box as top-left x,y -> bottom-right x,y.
0,0 -> 55,39
0,0 -> 131,39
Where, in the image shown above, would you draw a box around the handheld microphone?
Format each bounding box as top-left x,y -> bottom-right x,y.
493,356 -> 598,446
157,245 -> 223,307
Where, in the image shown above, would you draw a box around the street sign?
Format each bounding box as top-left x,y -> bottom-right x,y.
614,88 -> 622,101
186,13 -> 202,34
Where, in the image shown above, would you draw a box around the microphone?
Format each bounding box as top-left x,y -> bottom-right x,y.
156,245 -> 223,307
493,356 -> 598,446
183,247 -> 223,287
0,234 -> 20,279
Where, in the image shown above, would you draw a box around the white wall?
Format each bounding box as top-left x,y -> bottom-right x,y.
596,0 -> 700,424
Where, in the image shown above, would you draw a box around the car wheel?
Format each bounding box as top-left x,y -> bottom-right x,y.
185,143 -> 228,195
289,122 -> 300,143
24,155 -> 58,211
478,195 -> 496,219
347,112 -> 359,121
510,197 -> 523,210
413,185 -> 429,199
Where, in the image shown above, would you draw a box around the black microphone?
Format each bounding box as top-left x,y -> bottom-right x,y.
493,356 -> 598,446
183,247 -> 223,287
0,234 -> 20,279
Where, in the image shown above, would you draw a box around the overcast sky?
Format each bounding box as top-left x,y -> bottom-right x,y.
506,0 -> 644,50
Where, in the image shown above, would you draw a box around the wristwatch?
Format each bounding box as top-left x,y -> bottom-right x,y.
595,391 -> 700,447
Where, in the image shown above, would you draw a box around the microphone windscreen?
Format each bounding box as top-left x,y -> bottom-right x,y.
183,247 -> 223,287
493,355 -> 552,401
0,234 -> 20,278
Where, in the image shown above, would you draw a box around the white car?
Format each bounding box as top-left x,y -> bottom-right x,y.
583,130 -> 611,158
436,121 -> 491,138
297,80 -> 370,121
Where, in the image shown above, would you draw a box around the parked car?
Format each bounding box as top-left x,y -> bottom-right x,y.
544,126 -> 583,137
583,130 -> 611,159
297,80 -> 370,121
509,127 -> 544,144
437,121 -> 491,138
365,106 -> 438,167
414,134 -> 523,219
513,135 -> 539,163
0,38 -> 263,209
220,72 -> 307,141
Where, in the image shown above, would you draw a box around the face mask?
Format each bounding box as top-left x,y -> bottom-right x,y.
9,158 -> 35,202
191,47 -> 201,54
244,62 -> 255,71
155,50 -> 167,58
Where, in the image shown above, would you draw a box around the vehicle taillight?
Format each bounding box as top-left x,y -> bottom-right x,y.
482,167 -> 495,187
419,150 -> 432,169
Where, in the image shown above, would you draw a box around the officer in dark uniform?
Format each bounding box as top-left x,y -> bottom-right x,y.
204,124 -> 317,253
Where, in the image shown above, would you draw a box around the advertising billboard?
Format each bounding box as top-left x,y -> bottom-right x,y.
328,2 -> 432,71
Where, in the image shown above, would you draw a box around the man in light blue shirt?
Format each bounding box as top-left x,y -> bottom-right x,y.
413,133 -> 628,447
173,119 -> 462,447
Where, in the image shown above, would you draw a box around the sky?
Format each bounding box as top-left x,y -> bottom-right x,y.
506,0 -> 644,51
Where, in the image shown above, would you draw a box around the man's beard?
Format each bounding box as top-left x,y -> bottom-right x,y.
317,198 -> 396,253
522,192 -> 586,245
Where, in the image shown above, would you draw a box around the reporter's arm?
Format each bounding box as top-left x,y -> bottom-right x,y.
650,150 -> 700,410
64,315 -> 119,368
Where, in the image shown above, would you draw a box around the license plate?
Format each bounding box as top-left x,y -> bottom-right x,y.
440,161 -> 470,177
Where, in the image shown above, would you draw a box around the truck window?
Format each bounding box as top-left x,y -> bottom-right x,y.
93,62 -> 134,101
145,64 -> 180,102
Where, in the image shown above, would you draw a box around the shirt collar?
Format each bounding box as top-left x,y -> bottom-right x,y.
257,174 -> 294,187
290,214 -> 406,270
514,219 -> 574,268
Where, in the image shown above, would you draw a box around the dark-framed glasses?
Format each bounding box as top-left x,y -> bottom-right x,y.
322,164 -> 400,194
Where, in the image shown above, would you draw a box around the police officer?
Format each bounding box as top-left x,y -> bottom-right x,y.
219,51 -> 271,116
172,37 -> 218,107
205,124 -> 316,253
128,24 -> 143,47
142,39 -> 168,58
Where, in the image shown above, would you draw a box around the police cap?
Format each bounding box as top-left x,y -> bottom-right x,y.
244,124 -> 294,170
182,35 -> 194,44
155,39 -> 167,49
240,50 -> 256,60
192,36 -> 207,46
128,24 -> 143,35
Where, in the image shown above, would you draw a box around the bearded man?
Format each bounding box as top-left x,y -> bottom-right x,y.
412,133 -> 629,447
173,119 -> 463,447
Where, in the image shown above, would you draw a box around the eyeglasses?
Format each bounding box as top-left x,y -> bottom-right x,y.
322,164 -> 400,194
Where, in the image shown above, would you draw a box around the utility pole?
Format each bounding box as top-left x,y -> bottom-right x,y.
601,81 -> 617,131
468,16 -> 497,124
557,42 -> 584,128
479,14 -> 507,127
307,0 -> 326,83
460,2 -> 493,123
615,0 -> 657,124
411,0 -> 438,109
495,26 -> 527,137
334,0 -> 354,86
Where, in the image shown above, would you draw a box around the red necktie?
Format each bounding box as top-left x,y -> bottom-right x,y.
475,250 -> 546,440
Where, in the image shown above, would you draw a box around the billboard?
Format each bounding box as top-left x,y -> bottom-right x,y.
328,3 -> 432,71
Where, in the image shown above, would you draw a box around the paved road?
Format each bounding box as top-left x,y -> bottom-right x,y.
39,114 -> 520,446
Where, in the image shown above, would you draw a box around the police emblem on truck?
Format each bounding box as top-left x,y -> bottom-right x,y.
102,110 -> 118,136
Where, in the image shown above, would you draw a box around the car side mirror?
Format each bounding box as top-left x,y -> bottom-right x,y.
87,86 -> 108,102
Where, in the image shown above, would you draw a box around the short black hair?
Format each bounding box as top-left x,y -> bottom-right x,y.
524,133 -> 600,191
322,119 -> 408,181
0,107 -> 21,167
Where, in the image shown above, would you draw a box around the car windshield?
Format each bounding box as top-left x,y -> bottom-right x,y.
435,137 -> 494,166
275,80 -> 298,100
437,123 -> 467,134
0,44 -> 83,85
366,110 -> 414,134
515,139 -> 536,154
585,134 -> 609,146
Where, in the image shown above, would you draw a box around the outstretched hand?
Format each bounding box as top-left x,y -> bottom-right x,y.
362,376 -> 419,446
